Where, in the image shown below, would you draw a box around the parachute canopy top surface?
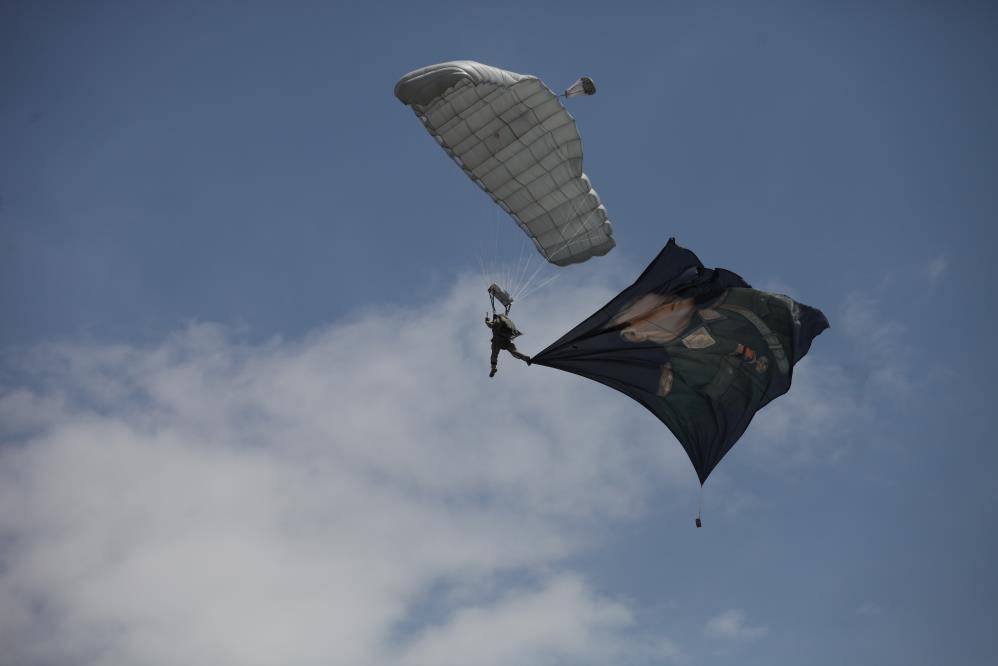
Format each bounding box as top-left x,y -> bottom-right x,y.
395,60 -> 615,267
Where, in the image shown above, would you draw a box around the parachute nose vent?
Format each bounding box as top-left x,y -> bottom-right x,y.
564,76 -> 596,98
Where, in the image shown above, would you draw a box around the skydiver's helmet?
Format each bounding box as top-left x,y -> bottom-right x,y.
488,283 -> 514,313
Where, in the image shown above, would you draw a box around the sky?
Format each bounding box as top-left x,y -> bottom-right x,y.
1,1 -> 997,664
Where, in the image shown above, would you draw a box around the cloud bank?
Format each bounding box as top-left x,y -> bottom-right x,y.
703,609 -> 768,640
0,274 -> 690,666
0,269 -> 903,664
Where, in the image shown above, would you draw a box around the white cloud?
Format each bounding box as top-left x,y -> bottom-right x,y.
0,273 -> 687,666
839,291 -> 911,398
703,609 -> 768,640
398,575 -> 629,666
743,287 -> 912,471
1,266 -> 912,664
928,256 -> 947,283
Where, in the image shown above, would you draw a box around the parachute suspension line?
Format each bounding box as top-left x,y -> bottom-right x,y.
475,86 -> 605,307
508,228 -> 526,296
477,230 -> 494,284
494,99 -> 607,305
696,485 -> 704,528
506,221 -> 519,295
515,223 -> 591,301
477,253 -> 489,286
503,237 -> 514,290
476,248 -> 488,288
520,248 -> 541,299
512,239 -> 539,300
509,240 -> 523,297
506,237 -> 521,295
516,213 -> 597,302
513,236 -> 531,297
493,204 -> 502,291
480,209 -> 514,306
513,218 -> 595,299
478,208 -> 497,296
518,272 -> 560,301
477,238 -> 488,285
481,206 -> 543,314
515,204 -> 594,301
515,254 -> 551,301
518,215 -> 601,300
477,239 -> 497,298
489,83 -> 607,303
512,249 -> 534,300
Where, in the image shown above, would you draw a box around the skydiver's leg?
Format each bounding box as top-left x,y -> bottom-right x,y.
505,341 -> 532,365
490,341 -> 500,377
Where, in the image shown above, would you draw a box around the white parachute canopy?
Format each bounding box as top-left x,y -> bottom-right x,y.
395,61 -> 615,267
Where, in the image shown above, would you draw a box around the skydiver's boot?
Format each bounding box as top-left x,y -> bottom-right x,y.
489,366 -> 497,378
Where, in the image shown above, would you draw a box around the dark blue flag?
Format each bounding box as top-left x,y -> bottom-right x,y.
532,239 -> 829,484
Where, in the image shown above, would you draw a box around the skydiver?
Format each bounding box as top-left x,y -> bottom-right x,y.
485,311 -> 531,377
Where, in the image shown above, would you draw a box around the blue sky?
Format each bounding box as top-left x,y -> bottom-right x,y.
2,1 -> 996,664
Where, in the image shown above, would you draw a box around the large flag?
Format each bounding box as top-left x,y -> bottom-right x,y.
532,239 -> 829,484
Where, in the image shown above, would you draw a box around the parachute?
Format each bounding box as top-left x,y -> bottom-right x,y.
531,239 -> 829,485
395,61 -> 615,267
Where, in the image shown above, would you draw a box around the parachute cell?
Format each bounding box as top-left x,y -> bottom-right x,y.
395,61 -> 615,267
531,239 -> 829,484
